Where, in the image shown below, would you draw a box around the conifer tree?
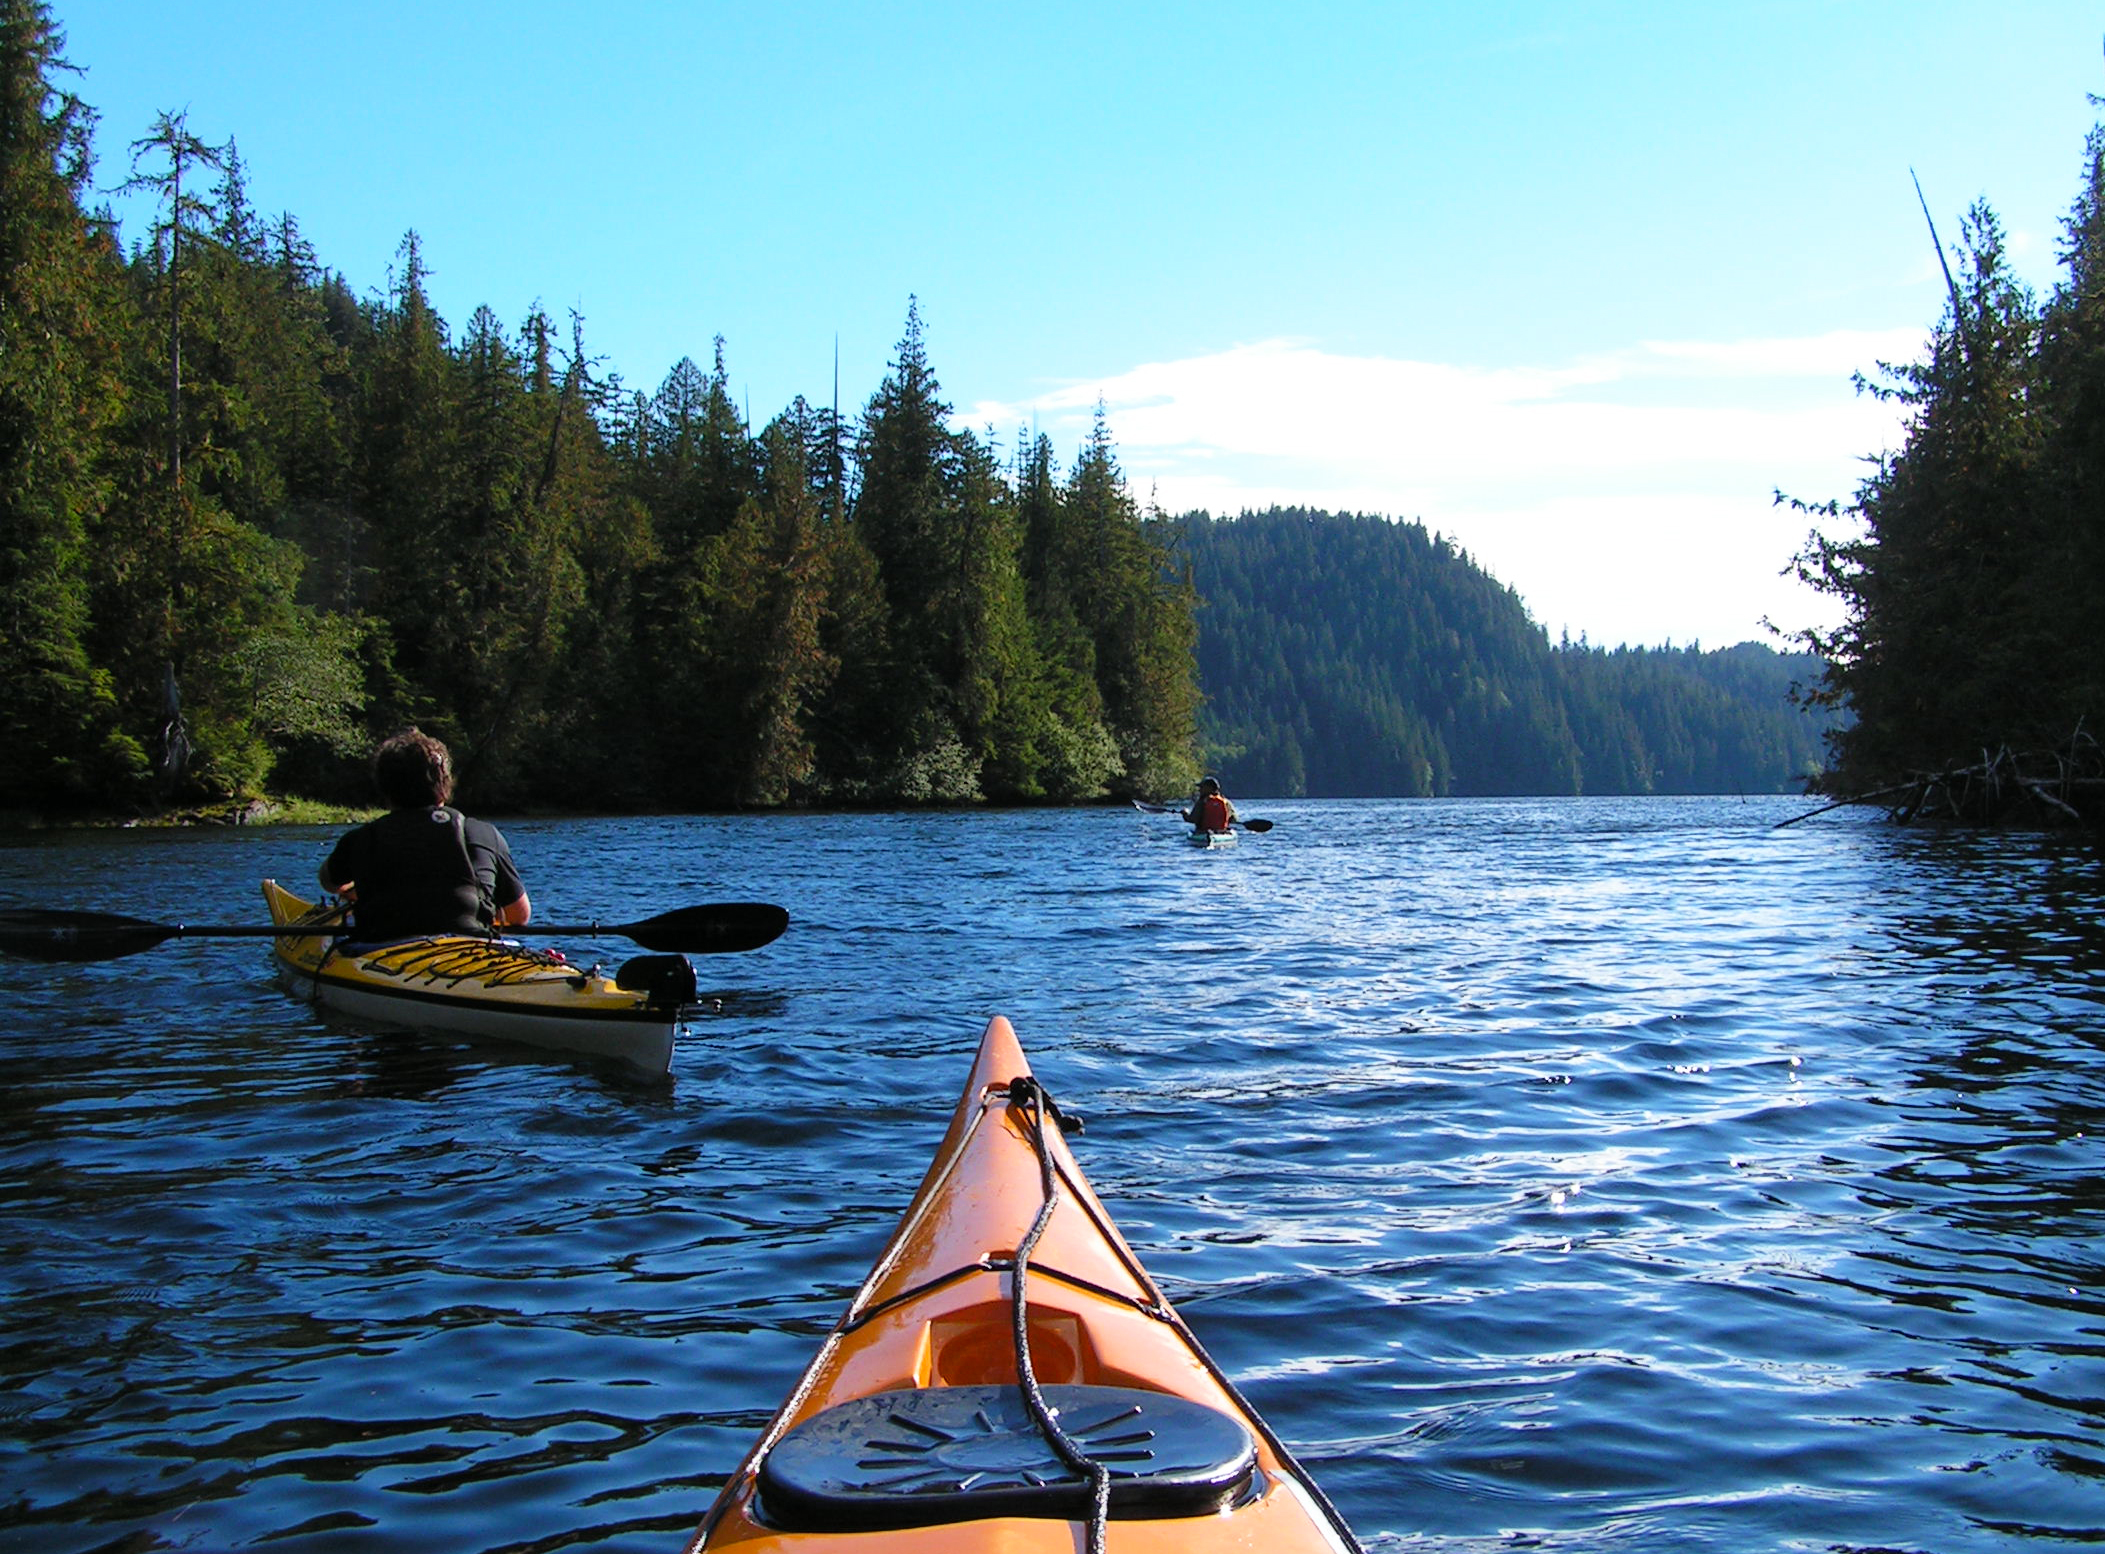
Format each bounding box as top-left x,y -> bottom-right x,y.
638,341 -> 758,553
87,115 -> 368,797
1062,410 -> 1199,796
0,0 -> 141,803
355,230 -> 454,729
2029,127 -> 2105,731
97,107 -> 230,786
688,419 -> 837,804
852,300 -> 975,794
1010,433 -> 1122,798
118,109 -> 221,494
851,303 -> 1103,800
946,426 -> 1066,799
623,343 -> 765,801
1790,201 -> 2043,780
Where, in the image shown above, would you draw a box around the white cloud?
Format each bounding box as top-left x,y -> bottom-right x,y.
962,330 -> 1923,648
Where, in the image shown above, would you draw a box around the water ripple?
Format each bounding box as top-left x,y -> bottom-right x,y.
0,799 -> 2101,1550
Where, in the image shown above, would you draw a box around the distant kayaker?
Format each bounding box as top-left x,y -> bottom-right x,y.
319,728 -> 532,941
1182,776 -> 1238,833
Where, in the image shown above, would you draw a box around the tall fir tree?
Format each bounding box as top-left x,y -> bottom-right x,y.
1790,200 -> 2045,782
851,300 -> 974,794
0,0 -> 141,804
92,114 -> 367,797
2029,126 -> 2105,733
1008,433 -> 1123,799
624,343 -> 763,802
355,230 -> 455,731
1063,410 -> 1199,797
688,418 -> 838,805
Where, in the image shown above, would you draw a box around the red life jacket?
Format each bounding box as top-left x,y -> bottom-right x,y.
1194,793 -> 1231,832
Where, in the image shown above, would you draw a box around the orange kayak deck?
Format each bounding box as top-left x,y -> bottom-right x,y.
686,1016 -> 1360,1552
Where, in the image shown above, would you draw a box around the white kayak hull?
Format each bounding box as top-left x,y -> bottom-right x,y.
270,958 -> 680,1071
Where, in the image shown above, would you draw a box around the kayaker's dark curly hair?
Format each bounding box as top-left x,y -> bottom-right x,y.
373,727 -> 455,810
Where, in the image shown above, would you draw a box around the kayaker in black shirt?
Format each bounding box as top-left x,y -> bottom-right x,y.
319,728 -> 531,942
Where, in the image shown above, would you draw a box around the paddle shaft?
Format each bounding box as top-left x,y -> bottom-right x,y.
0,902 -> 788,962
127,921 -> 696,940
1135,799 -> 1272,831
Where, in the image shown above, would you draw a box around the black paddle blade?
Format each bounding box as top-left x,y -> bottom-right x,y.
0,910 -> 179,962
1243,818 -> 1274,833
622,902 -> 788,955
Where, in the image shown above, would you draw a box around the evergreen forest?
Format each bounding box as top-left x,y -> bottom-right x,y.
1179,509 -> 1835,797
0,3 -> 1201,815
1784,128 -> 2105,803
3,5 -> 1876,819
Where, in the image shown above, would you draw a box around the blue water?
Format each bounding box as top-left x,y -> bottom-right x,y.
2,798 -> 2102,1553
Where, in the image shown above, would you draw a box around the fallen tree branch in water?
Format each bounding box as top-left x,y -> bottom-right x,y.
1776,727 -> 2104,829
1773,782 -> 1915,829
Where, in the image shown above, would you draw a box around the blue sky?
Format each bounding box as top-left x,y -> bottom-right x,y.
60,1 -> 2105,647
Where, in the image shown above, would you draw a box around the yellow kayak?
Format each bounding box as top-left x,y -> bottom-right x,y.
686,1015 -> 1361,1552
262,879 -> 692,1072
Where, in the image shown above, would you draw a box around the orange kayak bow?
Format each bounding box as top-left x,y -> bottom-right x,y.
686,1015 -> 1361,1553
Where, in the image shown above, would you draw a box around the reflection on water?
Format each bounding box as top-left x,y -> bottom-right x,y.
0,799 -> 2100,1552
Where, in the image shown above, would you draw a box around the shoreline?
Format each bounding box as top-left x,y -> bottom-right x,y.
0,798 -> 384,831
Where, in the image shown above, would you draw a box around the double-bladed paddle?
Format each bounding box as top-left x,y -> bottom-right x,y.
1129,799 -> 1275,833
0,903 -> 790,963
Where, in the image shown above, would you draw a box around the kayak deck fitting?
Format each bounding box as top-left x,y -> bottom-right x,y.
262,879 -> 691,1073
687,1015 -> 1361,1552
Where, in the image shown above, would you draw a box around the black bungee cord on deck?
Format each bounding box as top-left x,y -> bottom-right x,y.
1000,1071 -> 1369,1554
1005,1074 -> 1113,1554
298,899 -> 353,998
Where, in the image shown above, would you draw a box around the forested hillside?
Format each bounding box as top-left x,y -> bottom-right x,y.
1,4 -> 1849,821
1179,509 -> 1835,797
0,5 -> 1199,815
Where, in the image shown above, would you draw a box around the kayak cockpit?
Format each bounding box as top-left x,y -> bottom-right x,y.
754,1381 -> 1260,1530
